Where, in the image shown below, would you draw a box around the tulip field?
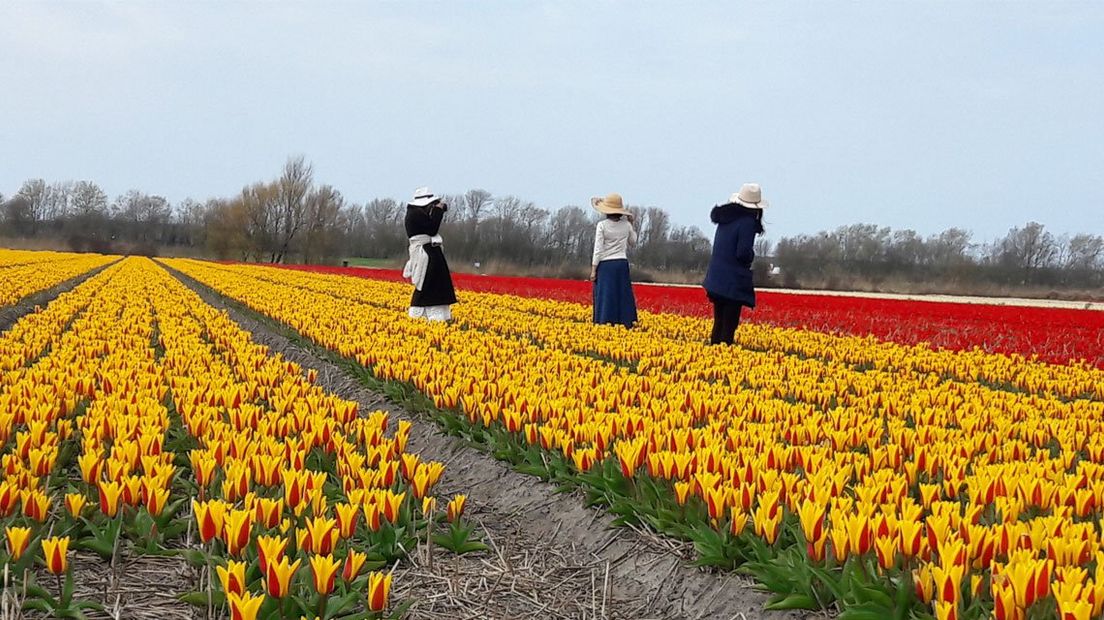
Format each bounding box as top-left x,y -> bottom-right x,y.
0,249 -> 115,307
276,265 -> 1104,369
0,255 -> 471,619
2,252 -> 1104,620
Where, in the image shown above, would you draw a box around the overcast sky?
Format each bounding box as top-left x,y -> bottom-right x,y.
2,1 -> 1101,243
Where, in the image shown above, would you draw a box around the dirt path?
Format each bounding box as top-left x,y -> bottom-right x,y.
168,266 -> 815,620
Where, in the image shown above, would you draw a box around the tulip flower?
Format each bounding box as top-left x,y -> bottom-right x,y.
42,536 -> 70,575
931,563 -> 964,607
422,496 -> 438,516
335,502 -> 359,538
933,601 -> 958,620
991,581 -> 1019,620
265,555 -> 301,598
77,452 -> 104,485
145,486 -> 171,517
913,564 -> 935,605
5,526 -> 32,561
99,480 -> 123,518
446,495 -> 466,524
256,534 -> 288,575
342,548 -> 368,581
193,453 -> 217,488
0,482 -> 17,517
875,536 -> 898,570
673,482 -> 692,506
729,508 -> 749,537
310,554 -> 342,595
796,499 -> 826,546
65,492 -> 88,518
216,560 -> 247,596
223,509 -> 253,556
254,497 -> 284,529
366,570 -> 393,612
304,515 -> 338,555
363,502 -> 382,532
193,499 -> 227,544
21,489 -> 50,522
227,590 -> 265,620
705,487 -> 727,521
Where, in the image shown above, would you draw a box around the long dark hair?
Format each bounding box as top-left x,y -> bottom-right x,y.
752,209 -> 765,235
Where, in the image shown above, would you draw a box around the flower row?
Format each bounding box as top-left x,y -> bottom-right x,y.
167,258 -> 1104,620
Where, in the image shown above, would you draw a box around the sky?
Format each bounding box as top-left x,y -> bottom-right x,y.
1,1 -> 1102,244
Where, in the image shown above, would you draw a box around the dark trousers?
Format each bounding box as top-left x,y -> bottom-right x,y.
709,296 -> 743,345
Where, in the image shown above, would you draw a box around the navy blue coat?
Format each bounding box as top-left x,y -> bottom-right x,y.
703,204 -> 759,308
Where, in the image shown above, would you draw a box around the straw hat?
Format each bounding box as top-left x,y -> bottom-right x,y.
409,187 -> 442,207
590,193 -> 630,216
727,183 -> 769,210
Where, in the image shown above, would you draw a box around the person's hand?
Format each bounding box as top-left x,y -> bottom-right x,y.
590,268 -> 597,282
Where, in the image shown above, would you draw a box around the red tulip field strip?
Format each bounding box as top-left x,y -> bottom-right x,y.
0,257 -> 458,617
168,257 -> 1104,620
277,264 -> 1104,369
207,261 -> 1104,401
0,250 -> 116,307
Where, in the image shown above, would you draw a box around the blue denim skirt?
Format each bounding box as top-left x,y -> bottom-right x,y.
593,259 -> 637,327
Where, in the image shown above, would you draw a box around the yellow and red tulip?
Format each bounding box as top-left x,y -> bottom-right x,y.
446,494 -> 466,524
21,489 -> 50,522
257,534 -> 288,575
65,492 -> 88,518
216,559 -> 247,596
99,480 -> 123,518
41,535 -> 70,575
227,590 -> 265,620
5,526 -> 32,561
366,570 -> 393,612
310,553 -> 342,595
223,509 -> 253,556
193,499 -> 227,544
335,502 -> 360,538
264,555 -> 302,598
342,548 -> 368,581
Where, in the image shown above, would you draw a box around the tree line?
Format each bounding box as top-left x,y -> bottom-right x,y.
1,157 -> 712,279
772,222 -> 1104,292
2,157 -> 1101,292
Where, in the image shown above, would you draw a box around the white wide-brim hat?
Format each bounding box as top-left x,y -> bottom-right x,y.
409,187 -> 441,207
591,192 -> 631,216
727,183 -> 769,210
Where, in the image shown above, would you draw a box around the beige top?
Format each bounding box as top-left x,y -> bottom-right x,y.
592,219 -> 637,266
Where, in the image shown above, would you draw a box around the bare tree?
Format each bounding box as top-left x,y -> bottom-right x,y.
463,189 -> 492,222
13,179 -> 50,234
2,194 -> 33,235
994,221 -> 1057,282
300,185 -> 344,263
272,156 -> 313,263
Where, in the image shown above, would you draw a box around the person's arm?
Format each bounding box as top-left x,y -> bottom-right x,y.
591,221 -> 605,280
627,219 -> 638,247
425,203 -> 447,235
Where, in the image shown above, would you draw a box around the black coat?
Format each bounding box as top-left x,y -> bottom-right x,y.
404,205 -> 458,307
702,204 -> 759,307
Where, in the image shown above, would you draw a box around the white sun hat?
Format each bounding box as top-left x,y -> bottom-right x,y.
409,187 -> 442,207
728,183 -> 770,210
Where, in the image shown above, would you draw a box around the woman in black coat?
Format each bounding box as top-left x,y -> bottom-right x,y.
702,183 -> 767,345
402,187 -> 457,321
